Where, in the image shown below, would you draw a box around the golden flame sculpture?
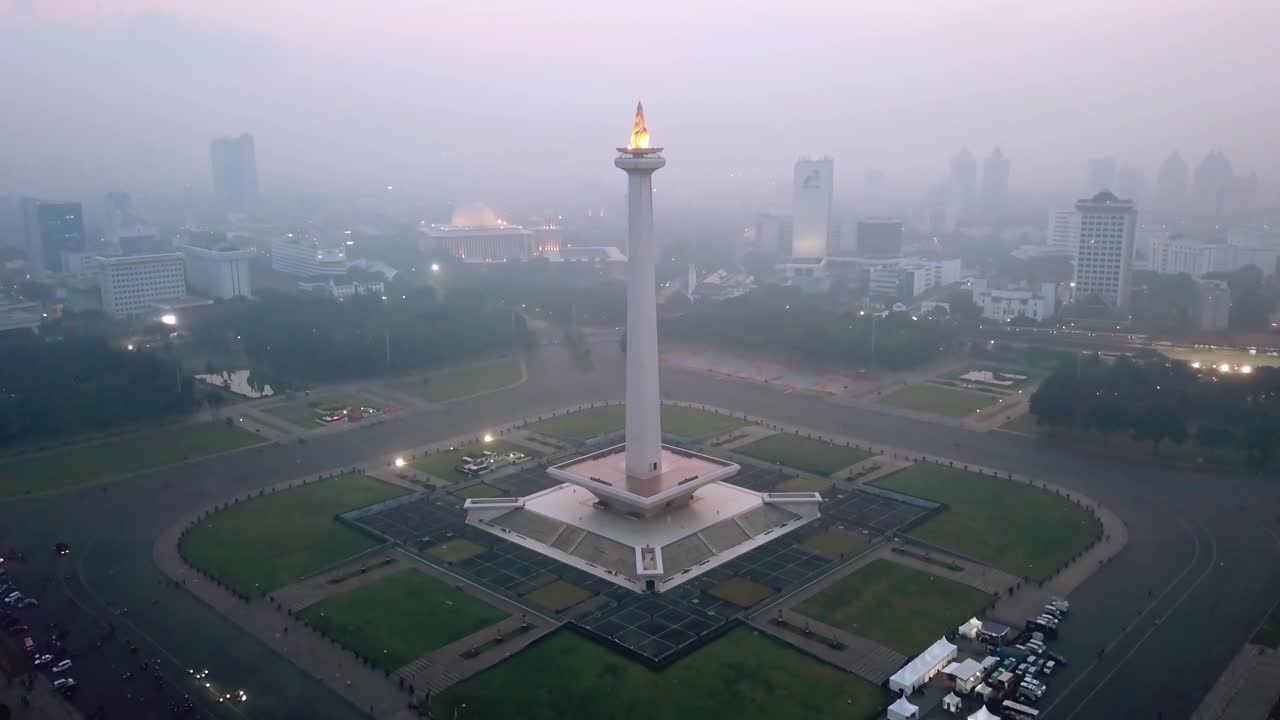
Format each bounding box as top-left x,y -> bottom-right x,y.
628,101 -> 650,150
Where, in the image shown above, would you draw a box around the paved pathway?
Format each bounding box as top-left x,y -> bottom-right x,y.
750,609 -> 906,683
396,614 -> 554,695
1192,644 -> 1280,720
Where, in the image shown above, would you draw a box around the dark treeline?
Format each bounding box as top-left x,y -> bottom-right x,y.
1029,354 -> 1280,467
660,286 -> 962,369
458,259 -> 625,328
0,333 -> 197,449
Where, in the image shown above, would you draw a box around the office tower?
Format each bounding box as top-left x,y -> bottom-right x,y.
981,148 -> 1010,217
97,253 -> 187,317
1156,151 -> 1188,210
950,148 -> 978,213
791,157 -> 834,259
210,133 -> 259,212
23,201 -> 85,274
855,218 -> 903,258
1088,156 -> 1117,193
180,233 -> 254,299
1047,209 -> 1081,253
1072,191 -> 1136,311
1115,166 -> 1146,205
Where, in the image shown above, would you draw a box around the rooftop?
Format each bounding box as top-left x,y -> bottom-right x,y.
547,443 -> 739,516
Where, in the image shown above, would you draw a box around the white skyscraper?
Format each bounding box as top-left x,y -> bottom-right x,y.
1073,191 -> 1136,311
1047,209 -> 1080,253
791,157 -> 833,259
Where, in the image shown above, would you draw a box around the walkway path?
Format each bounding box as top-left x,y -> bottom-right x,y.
1193,644 -> 1280,719
750,609 -> 906,683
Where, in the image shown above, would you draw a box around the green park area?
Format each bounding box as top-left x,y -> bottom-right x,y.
735,433 -> 872,476
432,627 -> 889,720
1253,602 -> 1280,649
393,357 -> 523,403
260,391 -> 380,430
524,580 -> 595,613
528,404 -> 745,442
299,569 -> 507,671
412,439 -> 538,484
794,558 -> 991,656
802,528 -> 871,560
180,473 -> 406,597
0,421 -> 263,499
427,538 -> 488,564
878,383 -> 1000,418
875,463 -> 1101,581
1000,412 -> 1041,435
707,576 -> 776,608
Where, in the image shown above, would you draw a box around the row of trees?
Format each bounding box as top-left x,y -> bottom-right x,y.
1028,354 -> 1280,467
660,285 -> 963,369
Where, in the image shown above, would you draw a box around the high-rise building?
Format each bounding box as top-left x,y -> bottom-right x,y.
1047,209 -> 1081,254
97,253 -> 187,318
750,213 -> 793,256
210,134 -> 259,212
1115,166 -> 1146,204
791,157 -> 833,259
1072,191 -> 1136,311
180,232 -> 254,299
23,201 -> 86,274
103,191 -> 132,239
1192,150 -> 1233,216
1088,156 -> 1117,193
950,148 -> 978,213
981,148 -> 1010,217
1156,152 -> 1188,210
270,235 -> 348,277
855,218 -> 903,258
1149,234 -> 1280,277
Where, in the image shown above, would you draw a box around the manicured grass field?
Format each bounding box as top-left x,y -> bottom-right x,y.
412,439 -> 538,484
427,539 -> 488,564
260,392 -> 378,429
802,529 -> 871,559
394,357 -> 523,403
0,421 -> 263,499
999,412 -> 1041,435
527,404 -> 745,442
180,474 -> 406,596
874,463 -> 1101,581
794,558 -> 991,656
524,580 -> 594,612
299,569 -> 507,670
1253,601 -> 1280,649
431,627 -> 890,720
707,576 -> 776,608
878,383 -> 999,417
776,476 -> 832,493
451,483 -> 506,500
735,433 -> 872,476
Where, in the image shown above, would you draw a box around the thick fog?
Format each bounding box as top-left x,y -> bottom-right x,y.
2,0 -> 1277,207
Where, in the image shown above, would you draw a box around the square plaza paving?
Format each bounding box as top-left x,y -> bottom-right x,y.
344,462 -> 932,664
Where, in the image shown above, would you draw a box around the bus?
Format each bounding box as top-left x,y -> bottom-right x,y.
1002,700 -> 1040,719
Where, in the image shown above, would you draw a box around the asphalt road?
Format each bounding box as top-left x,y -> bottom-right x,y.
2,341 -> 1278,720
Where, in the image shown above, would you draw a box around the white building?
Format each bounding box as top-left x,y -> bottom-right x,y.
869,258 -> 962,299
791,157 -> 834,259
271,236 -> 348,277
0,300 -> 41,334
297,277 -> 386,299
1150,234 -> 1280,278
97,253 -> 187,318
1047,209 -> 1080,253
1196,279 -> 1231,331
970,279 -> 1058,322
418,223 -> 535,262
181,242 -> 254,299
1073,191 -> 1136,310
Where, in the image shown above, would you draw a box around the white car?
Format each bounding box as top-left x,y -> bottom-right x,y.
52,660 -> 72,673
33,654 -> 53,665
52,677 -> 76,690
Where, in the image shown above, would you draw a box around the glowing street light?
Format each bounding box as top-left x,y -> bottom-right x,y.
394,457 -> 407,469
1218,363 -> 1231,373
483,433 -> 494,443
1240,365 -> 1253,374
431,263 -> 441,273
160,313 -> 178,326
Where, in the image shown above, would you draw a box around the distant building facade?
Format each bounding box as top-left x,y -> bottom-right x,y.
1196,279 -> 1231,331
970,279 -> 1058,322
417,223 -> 535,263
791,157 -> 834,259
1150,234 -> 1280,278
1047,209 -> 1080,254
271,236 -> 348,277
210,134 -> 259,212
181,234 -> 254,299
23,200 -> 86,274
1088,156 -> 1117,194
1072,191 -> 1136,311
981,148 -> 1009,217
869,258 -> 961,299
97,253 -> 187,317
855,218 -> 903,258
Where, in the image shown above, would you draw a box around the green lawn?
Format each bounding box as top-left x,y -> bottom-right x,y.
802,529 -> 871,559
412,439 -> 538,484
260,392 -> 378,429
794,559 -> 991,656
299,569 -> 507,670
776,476 -> 833,493
707,576 -> 776,608
431,627 -> 890,720
427,539 -> 488,564
878,383 -> 1000,417
1000,412 -> 1041,435
0,421 -> 263,499
180,473 -> 407,596
394,357 -> 523,403
735,433 -> 872,476
527,404 -> 745,442
1253,601 -> 1280,649
524,580 -> 594,612
874,463 -> 1101,581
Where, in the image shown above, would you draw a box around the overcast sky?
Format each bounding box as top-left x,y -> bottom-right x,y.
2,0 -> 1276,209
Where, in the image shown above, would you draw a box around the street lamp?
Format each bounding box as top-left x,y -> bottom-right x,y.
483,433 -> 494,443
394,457 -> 407,469
431,263 -> 441,273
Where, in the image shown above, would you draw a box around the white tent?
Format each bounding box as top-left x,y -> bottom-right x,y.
943,692 -> 963,713
974,682 -> 994,699
888,637 -> 958,694
958,617 -> 983,639
942,658 -> 987,693
968,706 -> 1001,720
887,695 -> 920,720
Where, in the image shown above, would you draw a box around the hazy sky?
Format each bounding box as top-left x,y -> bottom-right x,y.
2,0 -> 1277,209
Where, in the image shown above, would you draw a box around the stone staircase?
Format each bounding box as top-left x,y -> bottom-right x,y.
397,654 -> 463,694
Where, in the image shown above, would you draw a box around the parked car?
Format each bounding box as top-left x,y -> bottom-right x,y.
54,543 -> 70,556
34,654 -> 53,665
16,597 -> 37,608
52,660 -> 72,673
